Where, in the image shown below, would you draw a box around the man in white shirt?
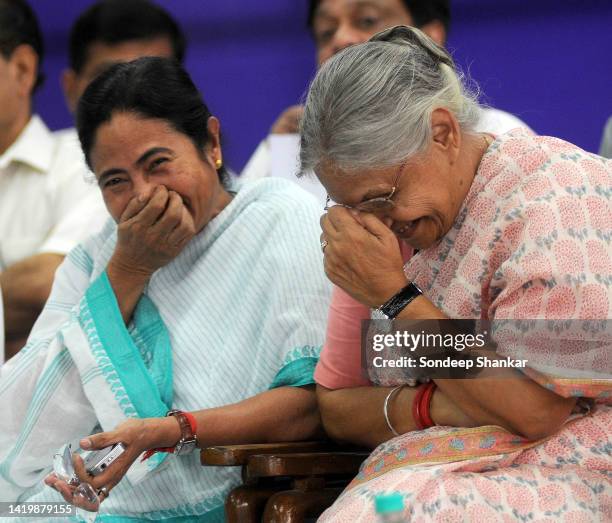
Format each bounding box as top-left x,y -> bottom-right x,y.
1,0 -> 187,360
0,0 -> 94,359
241,0 -> 532,195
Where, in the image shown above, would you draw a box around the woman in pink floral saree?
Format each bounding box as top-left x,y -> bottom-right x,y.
299,26 -> 611,521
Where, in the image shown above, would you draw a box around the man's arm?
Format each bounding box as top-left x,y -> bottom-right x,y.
1,252 -> 64,358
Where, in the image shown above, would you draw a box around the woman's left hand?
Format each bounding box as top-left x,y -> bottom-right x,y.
321,206 -> 408,308
46,417 -> 179,505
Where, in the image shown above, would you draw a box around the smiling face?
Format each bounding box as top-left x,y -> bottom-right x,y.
319,157 -> 457,250
89,111 -> 230,233
317,111 -> 482,250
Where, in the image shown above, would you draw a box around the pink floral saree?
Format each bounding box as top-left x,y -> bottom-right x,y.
318,130 -> 612,521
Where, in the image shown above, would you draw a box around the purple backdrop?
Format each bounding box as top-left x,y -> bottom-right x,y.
30,0 -> 612,172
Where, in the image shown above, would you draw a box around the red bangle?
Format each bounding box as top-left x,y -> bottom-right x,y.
412,384 -> 427,430
419,382 -> 436,429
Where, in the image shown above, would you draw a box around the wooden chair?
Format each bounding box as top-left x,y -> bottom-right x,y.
201,441 -> 369,522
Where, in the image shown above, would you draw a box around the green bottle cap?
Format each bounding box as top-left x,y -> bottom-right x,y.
375,493 -> 404,514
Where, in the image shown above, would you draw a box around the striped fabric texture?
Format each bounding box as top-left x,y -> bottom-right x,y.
0,178 -> 331,521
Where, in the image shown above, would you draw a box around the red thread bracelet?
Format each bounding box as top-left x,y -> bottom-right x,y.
141,411 -> 197,461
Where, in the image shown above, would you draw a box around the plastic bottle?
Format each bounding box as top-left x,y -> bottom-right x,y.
375,493 -> 406,522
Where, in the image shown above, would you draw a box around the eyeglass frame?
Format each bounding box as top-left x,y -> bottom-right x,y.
323,160 -> 408,213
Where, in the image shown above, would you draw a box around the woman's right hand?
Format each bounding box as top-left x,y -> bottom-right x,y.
110,185 -> 196,278
106,185 -> 196,324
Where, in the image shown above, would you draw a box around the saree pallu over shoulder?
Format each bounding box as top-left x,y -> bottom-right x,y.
76,271 -> 172,419
65,269 -> 174,478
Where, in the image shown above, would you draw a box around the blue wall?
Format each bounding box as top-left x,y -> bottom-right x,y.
30,0 -> 612,172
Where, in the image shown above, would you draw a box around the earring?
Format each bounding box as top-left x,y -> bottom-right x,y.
215,159 -> 222,169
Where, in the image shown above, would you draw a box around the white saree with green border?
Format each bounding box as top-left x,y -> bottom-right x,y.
0,178 -> 331,522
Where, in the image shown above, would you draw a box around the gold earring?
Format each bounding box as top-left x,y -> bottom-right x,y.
215,159 -> 222,169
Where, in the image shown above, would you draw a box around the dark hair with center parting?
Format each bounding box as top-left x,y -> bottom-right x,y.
69,0 -> 186,74
307,0 -> 451,34
76,56 -> 228,185
0,0 -> 44,90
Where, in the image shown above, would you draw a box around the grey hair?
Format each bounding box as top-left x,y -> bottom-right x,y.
299,25 -> 481,176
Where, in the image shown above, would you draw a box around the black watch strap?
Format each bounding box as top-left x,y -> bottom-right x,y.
378,282 -> 423,319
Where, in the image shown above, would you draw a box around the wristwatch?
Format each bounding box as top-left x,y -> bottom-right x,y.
373,282 -> 423,320
167,410 -> 198,456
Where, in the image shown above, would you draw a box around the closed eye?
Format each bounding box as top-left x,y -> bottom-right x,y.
149,157 -> 170,170
103,177 -> 125,188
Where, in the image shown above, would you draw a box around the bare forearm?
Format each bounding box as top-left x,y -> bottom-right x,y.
434,377 -> 576,440
154,386 -> 322,449
76,386 -> 322,495
1,253 -> 64,342
320,376 -> 576,445
317,384 -> 475,448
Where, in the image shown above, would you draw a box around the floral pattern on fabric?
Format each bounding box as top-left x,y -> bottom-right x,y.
320,130 -> 612,522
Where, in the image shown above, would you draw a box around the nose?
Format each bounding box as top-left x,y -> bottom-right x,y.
131,175 -> 157,202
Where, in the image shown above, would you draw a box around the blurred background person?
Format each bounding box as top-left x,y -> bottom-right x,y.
240,0 -> 532,194
2,0 -> 186,361
0,0 -> 91,360
60,0 -> 185,119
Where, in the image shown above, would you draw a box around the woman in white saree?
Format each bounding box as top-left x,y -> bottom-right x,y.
0,57 -> 331,522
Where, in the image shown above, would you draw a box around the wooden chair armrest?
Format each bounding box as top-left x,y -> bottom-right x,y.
200,441 -> 346,466
245,451 -> 369,480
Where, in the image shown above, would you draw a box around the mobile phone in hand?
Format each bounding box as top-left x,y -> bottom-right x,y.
83,443 -> 126,476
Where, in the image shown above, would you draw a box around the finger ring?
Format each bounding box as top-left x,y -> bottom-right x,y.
98,486 -> 110,498
320,239 -> 328,252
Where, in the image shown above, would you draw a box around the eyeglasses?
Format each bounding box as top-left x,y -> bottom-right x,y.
324,161 -> 407,213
